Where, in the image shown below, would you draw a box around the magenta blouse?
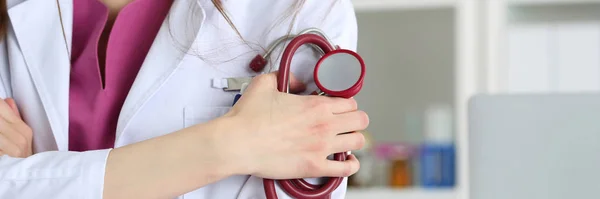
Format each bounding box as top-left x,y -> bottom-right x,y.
69,0 -> 173,151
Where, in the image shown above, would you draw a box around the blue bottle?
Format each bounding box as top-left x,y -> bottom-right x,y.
419,105 -> 456,188
420,143 -> 455,187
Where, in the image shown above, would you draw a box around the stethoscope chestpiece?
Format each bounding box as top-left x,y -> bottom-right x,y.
313,49 -> 365,98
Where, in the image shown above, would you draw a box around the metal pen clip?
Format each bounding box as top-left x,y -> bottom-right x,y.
224,77 -> 253,91
213,77 -> 253,91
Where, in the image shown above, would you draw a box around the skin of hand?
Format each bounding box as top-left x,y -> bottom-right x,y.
0,98 -> 33,158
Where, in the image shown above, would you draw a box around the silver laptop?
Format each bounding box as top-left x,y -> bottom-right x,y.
468,93 -> 600,199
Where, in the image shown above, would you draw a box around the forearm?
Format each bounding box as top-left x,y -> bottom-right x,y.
103,117 -> 241,199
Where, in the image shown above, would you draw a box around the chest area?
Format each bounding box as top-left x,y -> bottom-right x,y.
112,48 -> 262,146
115,39 -> 321,147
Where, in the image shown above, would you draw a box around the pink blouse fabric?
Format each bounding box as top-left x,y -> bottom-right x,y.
69,0 -> 173,151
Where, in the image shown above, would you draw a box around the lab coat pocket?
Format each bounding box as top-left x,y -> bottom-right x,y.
183,106 -> 231,128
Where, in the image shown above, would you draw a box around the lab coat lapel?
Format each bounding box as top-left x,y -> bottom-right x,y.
114,0 -> 205,143
8,0 -> 73,151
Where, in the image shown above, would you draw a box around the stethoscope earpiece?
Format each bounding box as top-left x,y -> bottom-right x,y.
249,55 -> 268,72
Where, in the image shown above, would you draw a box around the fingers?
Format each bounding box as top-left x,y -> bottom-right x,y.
0,118 -> 28,157
319,110 -> 368,136
0,98 -> 32,157
287,72 -> 307,94
5,98 -> 21,118
0,99 -> 19,124
249,71 -> 307,93
305,96 -> 358,116
0,132 -> 23,157
319,154 -> 360,177
329,132 -> 365,153
265,71 -> 306,93
326,97 -> 358,114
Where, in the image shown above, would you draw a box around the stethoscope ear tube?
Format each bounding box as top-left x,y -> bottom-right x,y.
263,34 -> 348,199
276,34 -> 336,93
248,28 -> 333,73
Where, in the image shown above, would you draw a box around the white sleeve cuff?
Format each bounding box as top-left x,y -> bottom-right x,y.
80,149 -> 112,199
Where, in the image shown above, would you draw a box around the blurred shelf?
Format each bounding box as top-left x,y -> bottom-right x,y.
507,0 -> 600,6
346,187 -> 456,199
352,0 -> 456,12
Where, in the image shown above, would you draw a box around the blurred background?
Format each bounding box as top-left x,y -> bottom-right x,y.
346,0 -> 600,198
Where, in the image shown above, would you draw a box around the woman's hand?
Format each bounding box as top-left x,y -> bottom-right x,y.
0,98 -> 33,157
105,71 -> 367,199
221,72 -> 369,179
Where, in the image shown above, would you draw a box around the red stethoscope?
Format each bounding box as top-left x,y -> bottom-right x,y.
248,28 -> 366,199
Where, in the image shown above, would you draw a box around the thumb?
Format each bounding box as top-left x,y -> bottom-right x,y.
5,98 -> 21,118
287,72 -> 307,94
262,71 -> 306,94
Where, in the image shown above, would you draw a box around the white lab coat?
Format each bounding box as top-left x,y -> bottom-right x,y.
0,0 -> 358,198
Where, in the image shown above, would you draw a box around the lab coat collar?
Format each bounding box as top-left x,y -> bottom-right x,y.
7,0 -> 205,150
8,0 -> 73,151
114,0 -> 205,144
